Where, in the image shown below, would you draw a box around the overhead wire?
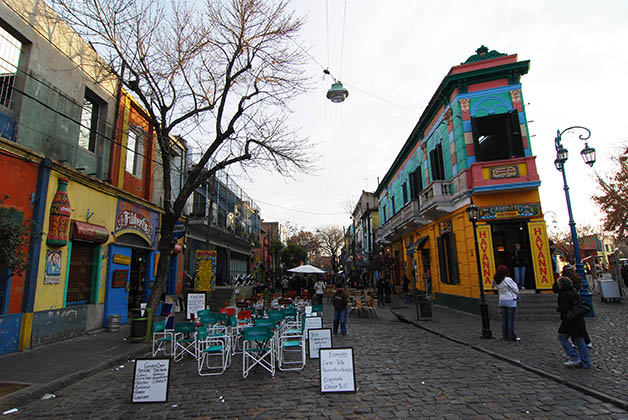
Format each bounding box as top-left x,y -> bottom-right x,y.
253,198 -> 345,216
339,0 -> 348,80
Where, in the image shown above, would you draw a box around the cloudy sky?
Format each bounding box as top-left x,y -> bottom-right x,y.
236,0 -> 628,235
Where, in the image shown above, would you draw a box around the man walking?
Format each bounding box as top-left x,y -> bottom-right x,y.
333,281 -> 349,335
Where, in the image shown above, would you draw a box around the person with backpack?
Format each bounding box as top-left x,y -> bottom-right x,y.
555,276 -> 591,369
333,281 -> 349,335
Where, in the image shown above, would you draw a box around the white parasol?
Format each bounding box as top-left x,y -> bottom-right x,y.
287,264 -> 326,274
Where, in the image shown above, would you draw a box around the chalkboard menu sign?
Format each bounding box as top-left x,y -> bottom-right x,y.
308,328 -> 332,359
186,292 -> 206,320
132,359 -> 171,403
319,348 -> 356,393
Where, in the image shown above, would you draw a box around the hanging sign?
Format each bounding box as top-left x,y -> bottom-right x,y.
319,348 -> 356,393
476,225 -> 496,291
528,221 -> 553,289
193,250 -> 216,292
186,292 -> 206,320
131,359 -> 171,403
308,328 -> 333,359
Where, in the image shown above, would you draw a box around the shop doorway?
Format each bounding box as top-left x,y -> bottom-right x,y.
128,248 -> 149,313
490,221 -> 533,289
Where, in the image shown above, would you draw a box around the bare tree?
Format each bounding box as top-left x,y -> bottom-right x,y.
52,0 -> 312,312
316,226 -> 344,274
593,145 -> 628,239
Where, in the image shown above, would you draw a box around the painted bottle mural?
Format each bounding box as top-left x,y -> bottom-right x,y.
46,178 -> 71,247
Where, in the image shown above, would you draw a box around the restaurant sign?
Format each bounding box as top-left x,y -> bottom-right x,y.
489,165 -> 519,179
114,199 -> 159,247
478,203 -> 540,220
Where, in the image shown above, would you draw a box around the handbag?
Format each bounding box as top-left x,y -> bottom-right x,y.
566,301 -> 592,320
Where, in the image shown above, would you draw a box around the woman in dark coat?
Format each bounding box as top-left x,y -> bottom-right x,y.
556,276 -> 591,369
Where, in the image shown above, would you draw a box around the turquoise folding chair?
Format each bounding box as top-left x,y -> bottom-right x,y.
173,322 -> 197,362
197,325 -> 231,376
152,320 -> 173,357
242,326 -> 275,378
277,316 -> 306,371
311,304 -> 323,314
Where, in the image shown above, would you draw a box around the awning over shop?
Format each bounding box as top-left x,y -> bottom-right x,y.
406,236 -> 428,255
72,220 -> 109,243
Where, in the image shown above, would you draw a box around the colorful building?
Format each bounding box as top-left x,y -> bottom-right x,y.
375,46 -> 553,313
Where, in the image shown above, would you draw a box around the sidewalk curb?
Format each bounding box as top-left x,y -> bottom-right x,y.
391,309 -> 628,412
0,345 -> 151,411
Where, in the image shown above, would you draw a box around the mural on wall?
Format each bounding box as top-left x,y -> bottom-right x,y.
46,178 -> 71,247
44,249 -> 62,284
193,250 -> 216,292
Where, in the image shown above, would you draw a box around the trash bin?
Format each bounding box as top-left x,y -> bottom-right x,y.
130,317 -> 148,342
416,291 -> 432,320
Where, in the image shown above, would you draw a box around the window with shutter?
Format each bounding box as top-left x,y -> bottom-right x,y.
430,144 -> 445,181
472,111 -> 524,162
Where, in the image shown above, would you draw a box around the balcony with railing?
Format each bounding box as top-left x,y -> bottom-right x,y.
466,156 -> 540,192
376,171 -> 468,244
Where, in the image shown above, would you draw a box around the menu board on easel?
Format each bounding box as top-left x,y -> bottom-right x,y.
308,328 -> 332,359
132,359 -> 171,403
304,316 -> 322,336
186,292 -> 206,320
319,348 -> 356,393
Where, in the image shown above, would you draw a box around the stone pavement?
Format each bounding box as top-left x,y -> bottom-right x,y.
4,302 -> 628,419
0,324 -> 150,412
388,293 -> 628,408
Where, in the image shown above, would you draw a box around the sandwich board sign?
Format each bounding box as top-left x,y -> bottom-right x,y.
132,359 -> 171,403
186,292 -> 206,320
319,348 -> 356,393
304,315 -> 322,337
308,328 -> 332,359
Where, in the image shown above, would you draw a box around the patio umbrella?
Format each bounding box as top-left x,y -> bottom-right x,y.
287,264 -> 326,274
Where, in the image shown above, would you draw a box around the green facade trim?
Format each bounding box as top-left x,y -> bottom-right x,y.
62,241 -> 72,307
434,292 -> 480,315
463,45 -> 507,64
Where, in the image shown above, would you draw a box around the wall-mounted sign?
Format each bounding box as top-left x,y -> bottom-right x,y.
115,199 -> 159,247
193,250 -> 216,292
319,348 -> 356,393
113,254 -> 131,265
528,221 -> 553,289
478,203 -> 540,220
44,249 -> 62,284
489,165 -> 520,179
438,220 -> 452,235
72,220 -> 109,243
112,269 -> 129,288
46,178 -> 71,247
132,359 -> 170,403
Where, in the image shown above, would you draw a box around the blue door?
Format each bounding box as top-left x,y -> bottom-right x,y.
104,245 -> 132,327
144,251 -> 159,303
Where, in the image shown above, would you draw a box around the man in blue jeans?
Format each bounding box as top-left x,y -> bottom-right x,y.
513,242 -> 527,290
332,282 -> 349,335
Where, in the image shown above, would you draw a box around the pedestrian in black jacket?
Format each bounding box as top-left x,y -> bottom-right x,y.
555,276 -> 591,369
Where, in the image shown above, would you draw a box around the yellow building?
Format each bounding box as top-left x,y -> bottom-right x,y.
375,46 -> 553,313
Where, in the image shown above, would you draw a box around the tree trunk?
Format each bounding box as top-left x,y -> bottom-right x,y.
148,211 -> 177,313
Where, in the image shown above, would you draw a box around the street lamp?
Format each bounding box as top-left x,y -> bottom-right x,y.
466,198 -> 493,339
554,126 -> 595,316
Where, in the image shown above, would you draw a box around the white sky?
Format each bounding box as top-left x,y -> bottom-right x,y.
236,0 -> 628,234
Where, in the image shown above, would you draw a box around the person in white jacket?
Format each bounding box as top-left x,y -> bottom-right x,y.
493,265 -> 520,341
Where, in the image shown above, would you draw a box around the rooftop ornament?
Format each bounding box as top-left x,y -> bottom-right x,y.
463,45 -> 507,64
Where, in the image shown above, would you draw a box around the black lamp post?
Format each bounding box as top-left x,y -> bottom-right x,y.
466,198 -> 493,339
554,126 -> 595,316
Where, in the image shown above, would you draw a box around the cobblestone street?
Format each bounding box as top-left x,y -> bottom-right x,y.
11,305 -> 628,420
